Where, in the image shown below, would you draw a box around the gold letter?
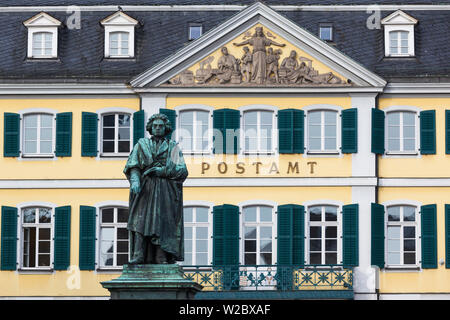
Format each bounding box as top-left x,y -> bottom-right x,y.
287,162 -> 299,174
252,162 -> 262,174
307,161 -> 317,174
236,162 -> 245,174
218,162 -> 228,174
201,162 -> 210,174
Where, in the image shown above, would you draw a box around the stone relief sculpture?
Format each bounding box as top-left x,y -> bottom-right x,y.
167,26 -> 347,86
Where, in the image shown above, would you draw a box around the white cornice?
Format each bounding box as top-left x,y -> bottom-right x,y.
2,5 -> 450,12
383,83 -> 450,94
133,87 -> 384,94
129,2 -> 386,88
0,83 -> 135,95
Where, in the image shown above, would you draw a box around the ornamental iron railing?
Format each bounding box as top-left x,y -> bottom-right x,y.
182,265 -> 353,292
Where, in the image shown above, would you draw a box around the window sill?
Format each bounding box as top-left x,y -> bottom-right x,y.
182,151 -> 212,155
385,151 -> 418,156
21,154 -> 55,158
96,267 -> 123,273
243,151 -> 275,155
104,56 -> 136,61
26,57 -> 60,61
384,265 -> 420,271
307,151 -> 340,155
18,268 -> 54,274
100,153 -> 129,158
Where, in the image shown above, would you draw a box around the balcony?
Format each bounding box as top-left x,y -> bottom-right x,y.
182,264 -> 354,300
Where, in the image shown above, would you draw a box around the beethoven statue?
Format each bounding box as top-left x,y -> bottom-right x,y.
124,113 -> 188,264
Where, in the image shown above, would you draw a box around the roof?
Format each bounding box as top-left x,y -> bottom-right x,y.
2,1 -> 450,5
0,4 -> 449,83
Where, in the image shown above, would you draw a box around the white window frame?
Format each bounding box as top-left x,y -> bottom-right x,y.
304,200 -> 343,266
238,200 -> 277,266
97,107 -> 136,158
97,206 -> 130,270
101,11 -> 138,59
20,109 -> 57,158
304,105 -> 342,155
108,31 -> 131,57
384,202 -> 421,269
382,10 -> 417,57
100,112 -> 133,156
182,205 -> 212,266
175,105 -> 213,155
383,106 -> 421,156
188,24 -> 203,41
17,201 -> 56,272
24,12 -> 61,59
240,105 -> 278,155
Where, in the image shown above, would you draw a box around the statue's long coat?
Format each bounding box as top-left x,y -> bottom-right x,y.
123,137 -> 188,261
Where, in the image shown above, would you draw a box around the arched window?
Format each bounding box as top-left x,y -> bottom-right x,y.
242,205 -> 274,265
32,31 -> 53,57
109,31 -> 130,57
389,31 -> 409,56
306,205 -> 340,265
386,205 -> 419,266
307,110 -> 338,153
21,207 -> 52,268
22,113 -> 54,156
243,110 -> 275,153
179,110 -> 210,153
101,113 -> 131,154
386,111 -> 418,153
182,206 -> 211,265
99,207 -> 129,268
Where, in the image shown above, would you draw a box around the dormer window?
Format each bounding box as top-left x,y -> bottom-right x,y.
189,24 -> 202,41
381,10 -> 417,57
23,12 -> 61,59
101,11 -> 138,58
319,25 -> 333,42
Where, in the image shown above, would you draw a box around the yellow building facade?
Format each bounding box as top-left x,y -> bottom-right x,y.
1,2 -> 450,300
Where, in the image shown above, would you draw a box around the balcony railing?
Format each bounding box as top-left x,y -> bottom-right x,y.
181,264 -> 353,293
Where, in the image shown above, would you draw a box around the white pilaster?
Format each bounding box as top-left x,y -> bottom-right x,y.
139,93 -> 167,137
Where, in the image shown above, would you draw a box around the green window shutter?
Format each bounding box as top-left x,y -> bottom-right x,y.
446,110 -> 450,154
81,112 -> 98,157
159,108 -> 176,139
446,205 -> 450,269
133,110 -> 145,146
421,204 -> 437,269
55,112 -> 72,157
213,109 -> 240,154
371,203 -> 385,269
420,110 -> 436,154
277,204 -> 304,267
342,204 -> 359,267
212,204 -> 239,266
54,206 -> 71,270
278,109 -> 304,154
341,108 -> 358,153
79,206 -> 96,270
3,113 -> 20,157
371,108 -> 385,154
1,206 -> 18,270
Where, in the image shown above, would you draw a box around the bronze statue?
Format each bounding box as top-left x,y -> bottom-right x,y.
124,113 -> 188,264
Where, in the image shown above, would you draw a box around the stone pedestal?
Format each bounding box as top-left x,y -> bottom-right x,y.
101,264 -> 203,300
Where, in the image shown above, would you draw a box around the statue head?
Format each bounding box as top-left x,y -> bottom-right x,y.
221,46 -> 229,56
254,27 -> 263,37
289,50 -> 297,59
267,47 -> 273,54
146,113 -> 172,137
243,46 -> 249,53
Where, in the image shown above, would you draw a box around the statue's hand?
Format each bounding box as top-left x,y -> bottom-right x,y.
130,181 -> 141,194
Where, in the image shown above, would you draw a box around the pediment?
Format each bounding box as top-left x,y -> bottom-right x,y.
100,11 -> 139,26
130,2 -> 386,89
381,10 -> 418,25
23,12 -> 62,27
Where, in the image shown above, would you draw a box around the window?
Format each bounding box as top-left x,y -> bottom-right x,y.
99,207 -> 129,268
101,113 -> 131,154
386,206 -> 418,266
381,10 -> 417,57
23,113 -> 54,156
189,25 -> 202,40
319,25 -> 333,41
242,205 -> 274,265
183,206 -> 210,265
307,205 -> 340,265
243,110 -> 274,153
179,110 -> 209,153
24,12 -> 61,59
109,32 -> 130,57
389,31 -> 409,56
386,111 -> 417,153
21,207 -> 52,269
101,11 -> 138,58
307,110 -> 338,152
32,32 -> 53,57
